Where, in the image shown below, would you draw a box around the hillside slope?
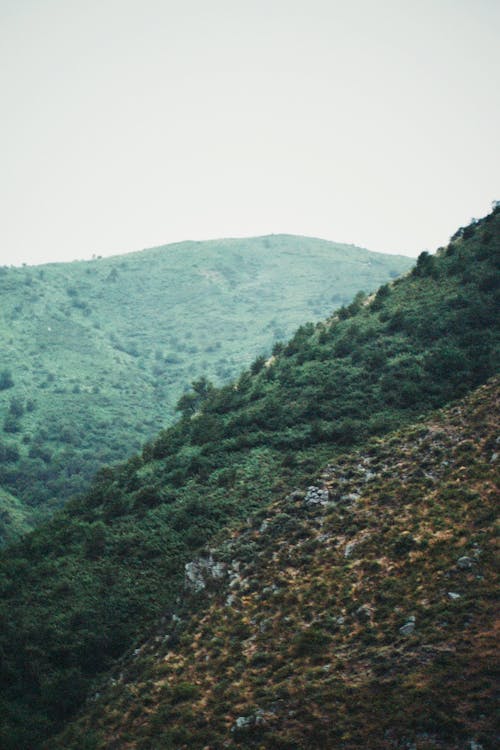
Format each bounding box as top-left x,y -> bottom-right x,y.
0,210 -> 498,748
0,235 -> 411,530
53,376 -> 500,750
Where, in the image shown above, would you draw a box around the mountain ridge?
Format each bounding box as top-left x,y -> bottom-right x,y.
0,209 -> 498,747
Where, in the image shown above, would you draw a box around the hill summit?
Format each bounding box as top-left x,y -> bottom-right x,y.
0,235 -> 411,539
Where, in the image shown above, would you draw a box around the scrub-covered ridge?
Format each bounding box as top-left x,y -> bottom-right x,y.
54,376 -> 499,750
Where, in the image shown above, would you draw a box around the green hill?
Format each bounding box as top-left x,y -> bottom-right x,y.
0,235 -> 411,534
53,375 -> 500,750
0,210 -> 498,748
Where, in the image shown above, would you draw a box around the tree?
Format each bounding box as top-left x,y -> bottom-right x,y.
175,377 -> 214,418
0,370 -> 14,390
413,251 -> 437,278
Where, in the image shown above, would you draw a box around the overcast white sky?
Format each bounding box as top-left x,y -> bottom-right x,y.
1,0 -> 499,266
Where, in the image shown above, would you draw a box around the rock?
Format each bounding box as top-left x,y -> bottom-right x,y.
490,452 -> 498,463
185,555 -> 227,593
457,556 -> 474,570
344,541 -> 357,558
447,592 -> 461,600
469,741 -> 484,750
233,716 -> 253,731
231,709 -> 266,733
305,486 -> 329,506
399,620 -> 416,636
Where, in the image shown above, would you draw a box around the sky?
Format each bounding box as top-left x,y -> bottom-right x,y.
1,0 -> 499,266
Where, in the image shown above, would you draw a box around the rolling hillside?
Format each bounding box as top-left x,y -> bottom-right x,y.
0,235 -> 411,538
0,209 -> 498,748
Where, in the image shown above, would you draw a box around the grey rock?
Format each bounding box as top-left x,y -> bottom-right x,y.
344,541 -> 356,558
233,716 -> 253,731
305,486 -> 329,506
447,591 -> 461,600
185,555 -> 227,593
457,556 -> 474,569
399,621 -> 416,636
232,709 -> 266,733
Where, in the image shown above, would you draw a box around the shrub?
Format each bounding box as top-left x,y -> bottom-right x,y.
0,370 -> 14,390
292,626 -> 331,657
170,682 -> 199,704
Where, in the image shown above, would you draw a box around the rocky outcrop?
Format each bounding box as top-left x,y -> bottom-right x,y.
184,554 -> 227,593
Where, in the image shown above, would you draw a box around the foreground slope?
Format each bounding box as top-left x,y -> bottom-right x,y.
0,235 -> 411,531
0,211 -> 498,747
54,377 -> 500,750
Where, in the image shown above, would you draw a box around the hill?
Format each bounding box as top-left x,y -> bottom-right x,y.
0,209 -> 498,747
0,235 -> 411,537
52,375 -> 500,750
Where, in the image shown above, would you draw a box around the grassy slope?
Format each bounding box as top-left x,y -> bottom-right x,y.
0,211 -> 498,747
0,235 -> 411,530
53,376 -> 500,750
